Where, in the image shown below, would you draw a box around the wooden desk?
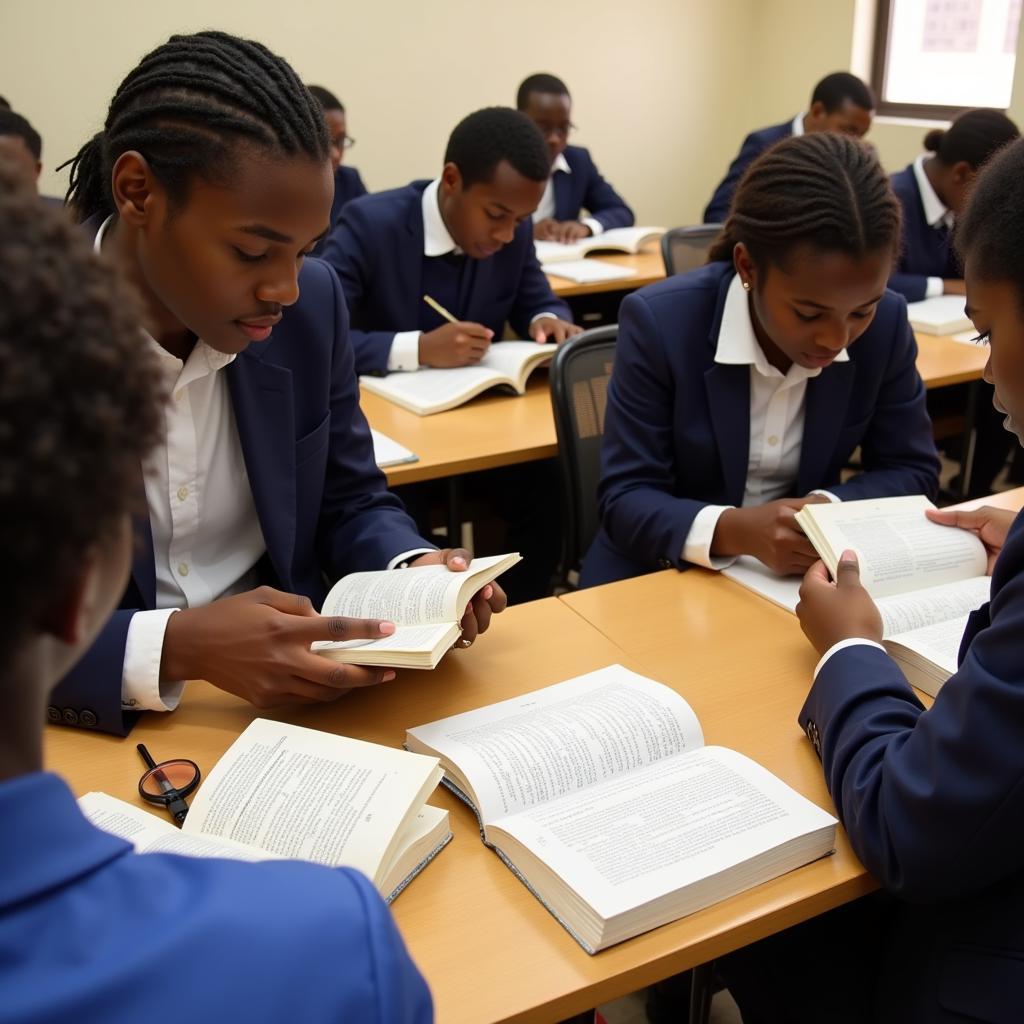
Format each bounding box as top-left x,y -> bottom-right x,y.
546,245 -> 666,298
914,333 -> 988,388
46,595 -> 872,1024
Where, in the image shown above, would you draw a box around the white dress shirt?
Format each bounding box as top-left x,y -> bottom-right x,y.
390,179 -> 559,372
683,274 -> 847,569
532,152 -> 604,236
912,154 -> 956,299
791,112 -> 806,137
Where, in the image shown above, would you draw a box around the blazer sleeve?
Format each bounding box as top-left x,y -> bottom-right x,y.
320,207 -> 400,377
597,292 -> 712,568
507,240 -> 573,336
799,524 -> 1024,902
828,309 -> 940,502
580,155 -> 634,230
315,263 -> 431,575
887,270 -> 929,303
703,132 -> 762,223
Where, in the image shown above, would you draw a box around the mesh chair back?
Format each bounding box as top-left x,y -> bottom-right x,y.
550,325 -> 618,581
661,224 -> 723,276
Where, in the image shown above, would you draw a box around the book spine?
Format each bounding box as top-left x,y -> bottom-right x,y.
383,831 -> 454,904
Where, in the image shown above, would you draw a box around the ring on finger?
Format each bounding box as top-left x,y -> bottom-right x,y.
457,638 -> 473,648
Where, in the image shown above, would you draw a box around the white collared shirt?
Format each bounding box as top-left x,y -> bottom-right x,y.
912,154 -> 955,299
683,274 -> 847,569
791,112 -> 806,137
532,152 -> 604,237
390,178 -> 560,371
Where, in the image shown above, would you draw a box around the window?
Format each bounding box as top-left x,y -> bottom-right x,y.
872,0 -> 1021,118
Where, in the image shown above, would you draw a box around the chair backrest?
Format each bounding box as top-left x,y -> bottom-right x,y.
549,325 -> 618,581
661,224 -> 723,276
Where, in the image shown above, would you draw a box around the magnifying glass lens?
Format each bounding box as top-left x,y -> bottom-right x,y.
140,759 -> 200,798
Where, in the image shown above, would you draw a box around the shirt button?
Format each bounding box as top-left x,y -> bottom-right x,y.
175,390 -> 184,402
767,435 -> 779,447
178,562 -> 190,577
177,486 -> 189,501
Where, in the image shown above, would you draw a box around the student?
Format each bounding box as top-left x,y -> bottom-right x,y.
322,106 -> 578,376
306,84 -> 367,253
0,157 -> 431,1024
515,73 -> 633,242
717,135 -> 1024,1024
52,31 -> 504,737
0,108 -> 62,207
703,72 -> 875,224
580,133 -> 940,589
889,108 -> 1018,302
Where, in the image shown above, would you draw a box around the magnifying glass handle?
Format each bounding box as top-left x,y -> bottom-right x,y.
167,793 -> 189,825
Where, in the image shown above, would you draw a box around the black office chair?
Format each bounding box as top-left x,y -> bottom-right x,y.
661,224 -> 723,276
549,325 -> 618,588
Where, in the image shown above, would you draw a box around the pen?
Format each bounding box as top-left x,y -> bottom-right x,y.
423,294 -> 457,324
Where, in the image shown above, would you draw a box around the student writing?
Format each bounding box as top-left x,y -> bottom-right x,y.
581,133 -> 940,588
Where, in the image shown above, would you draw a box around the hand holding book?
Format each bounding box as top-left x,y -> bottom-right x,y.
797,551 -> 885,656
925,505 -> 1016,574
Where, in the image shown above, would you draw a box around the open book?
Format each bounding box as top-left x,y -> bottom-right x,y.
907,295 -> 972,335
788,495 -> 989,694
361,341 -> 555,416
541,258 -> 639,285
370,428 -> 418,468
535,226 -> 666,264
313,552 -> 520,669
406,665 -> 837,953
80,718 -> 450,902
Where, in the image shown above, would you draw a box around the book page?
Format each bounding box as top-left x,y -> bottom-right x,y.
313,622 -> 456,659
370,428 -> 418,468
801,496 -> 987,598
407,665 -> 705,825
321,553 -> 513,625
541,259 -> 638,284
906,295 -> 972,334
184,719 -> 441,880
476,341 -> 555,388
361,363 -> 506,414
887,615 -> 969,676
722,556 -> 800,613
877,574 -> 989,636
494,746 -> 836,920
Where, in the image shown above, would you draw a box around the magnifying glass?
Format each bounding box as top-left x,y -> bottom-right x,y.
136,743 -> 201,826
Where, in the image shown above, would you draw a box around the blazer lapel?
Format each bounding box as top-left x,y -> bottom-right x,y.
552,169 -> 572,222
404,195 -> 427,327
798,362 -> 856,494
227,349 -> 296,588
704,363 -> 751,506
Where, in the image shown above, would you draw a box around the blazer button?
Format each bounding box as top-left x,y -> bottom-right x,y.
46,705 -> 61,723
80,709 -> 98,728
657,558 -> 672,569
62,708 -> 80,726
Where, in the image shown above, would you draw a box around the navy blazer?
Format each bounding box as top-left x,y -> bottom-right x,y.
580,262 -> 940,587
321,180 -> 572,376
703,120 -> 792,223
888,164 -> 960,303
312,165 -> 368,257
50,222 -> 428,736
799,510 -> 1024,1022
552,145 -> 634,230
0,772 -> 432,1023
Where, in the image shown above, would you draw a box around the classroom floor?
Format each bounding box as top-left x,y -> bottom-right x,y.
598,988 -> 742,1023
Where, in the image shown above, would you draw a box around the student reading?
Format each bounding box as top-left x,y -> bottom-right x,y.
580,133 -> 940,588
0,157 -> 431,1024
716,136 -> 1024,1024
515,72 -> 634,243
703,72 -> 875,224
306,84 -> 367,255
51,32 -> 504,737
322,106 -> 579,375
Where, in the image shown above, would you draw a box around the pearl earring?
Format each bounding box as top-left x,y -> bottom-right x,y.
742,280 -> 751,291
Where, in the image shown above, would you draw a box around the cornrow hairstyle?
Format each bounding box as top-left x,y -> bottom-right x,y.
810,72 -> 875,112
957,137 -> 1024,312
61,30 -> 329,222
444,107 -> 550,189
0,110 -> 42,160
706,133 -> 901,272
516,73 -> 570,110
923,108 -> 1019,170
307,84 -> 344,113
0,153 -> 164,656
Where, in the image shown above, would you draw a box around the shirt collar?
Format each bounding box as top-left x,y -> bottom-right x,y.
913,154 -> 954,229
715,273 -> 848,382
551,152 -> 571,175
791,112 -> 806,137
422,178 -> 460,257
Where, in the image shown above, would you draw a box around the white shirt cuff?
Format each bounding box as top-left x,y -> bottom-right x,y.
530,312 -> 561,326
388,331 -> 422,372
926,277 -> 944,299
122,608 -> 185,712
813,638 -> 887,679
808,489 -> 841,503
682,504 -> 737,570
387,548 -> 437,570
582,217 -> 604,237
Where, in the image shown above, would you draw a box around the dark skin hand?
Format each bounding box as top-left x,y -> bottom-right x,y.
419,321 -> 493,366
534,218 -> 592,243
926,505 -> 1015,574
712,495 -> 831,575
531,316 -> 583,345
796,551 -> 884,657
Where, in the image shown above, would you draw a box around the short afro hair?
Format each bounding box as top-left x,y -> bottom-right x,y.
0,154 -> 164,657
516,73 -> 570,110
811,72 -> 875,113
444,107 -> 549,189
0,109 -> 42,161
307,84 -> 344,114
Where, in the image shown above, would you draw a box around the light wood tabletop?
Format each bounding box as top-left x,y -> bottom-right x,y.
914,333 -> 989,388
545,244 -> 666,297
46,593 -> 876,1024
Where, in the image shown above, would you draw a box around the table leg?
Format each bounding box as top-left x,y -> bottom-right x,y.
446,476 -> 463,548
956,380 -> 981,501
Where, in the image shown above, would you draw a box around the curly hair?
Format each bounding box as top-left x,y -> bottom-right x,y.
444,107 -> 550,189
707,133 -> 901,270
0,156 -> 164,654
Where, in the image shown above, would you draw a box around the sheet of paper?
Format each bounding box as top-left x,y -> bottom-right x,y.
370,428 -> 418,468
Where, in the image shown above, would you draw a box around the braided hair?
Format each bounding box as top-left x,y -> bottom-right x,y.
62,31 -> 329,222
707,133 -> 901,271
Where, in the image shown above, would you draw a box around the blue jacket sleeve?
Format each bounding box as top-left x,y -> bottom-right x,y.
507,242 -> 573,337
703,132 -> 763,223
581,159 -> 634,231
887,271 -> 929,303
596,292 -> 709,568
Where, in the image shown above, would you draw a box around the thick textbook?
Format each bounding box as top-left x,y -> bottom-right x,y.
360,341 -> 555,416
81,718 -> 450,902
314,553 -> 521,669
534,226 -> 666,264
407,665 -> 837,953
906,294 -> 972,335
